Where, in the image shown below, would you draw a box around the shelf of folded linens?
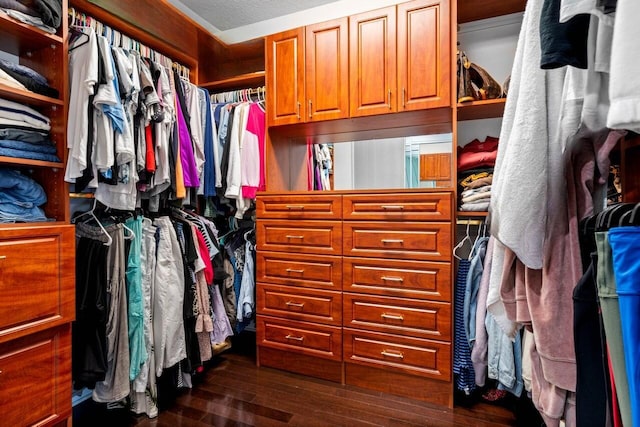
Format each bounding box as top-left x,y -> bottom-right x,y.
0,12 -> 63,54
0,155 -> 63,168
0,82 -> 63,107
457,98 -> 506,121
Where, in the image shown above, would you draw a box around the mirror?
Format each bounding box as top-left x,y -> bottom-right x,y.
327,133 -> 453,190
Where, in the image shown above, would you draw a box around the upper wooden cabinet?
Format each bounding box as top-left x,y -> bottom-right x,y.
306,18 -> 350,121
349,7 -> 397,117
266,28 -> 306,126
397,0 -> 450,111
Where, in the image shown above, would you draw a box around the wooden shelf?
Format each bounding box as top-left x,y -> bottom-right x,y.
0,156 -> 63,168
457,98 -> 506,121
201,71 -> 266,92
0,13 -> 63,55
0,83 -> 63,107
456,211 -> 488,217
457,0 -> 526,24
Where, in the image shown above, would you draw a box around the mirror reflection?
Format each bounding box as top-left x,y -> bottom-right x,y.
316,133 -> 452,191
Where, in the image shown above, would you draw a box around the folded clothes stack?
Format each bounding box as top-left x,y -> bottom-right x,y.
457,136 -> 498,212
0,59 -> 59,98
0,0 -> 62,33
0,168 -> 49,223
0,97 -> 60,162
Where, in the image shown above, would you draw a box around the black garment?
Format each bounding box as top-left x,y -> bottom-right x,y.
573,252 -> 612,427
597,0 -> 617,13
72,235 -> 109,389
32,0 -> 62,28
0,0 -> 34,15
0,61 -> 59,98
539,0 -> 590,69
220,105 -> 235,194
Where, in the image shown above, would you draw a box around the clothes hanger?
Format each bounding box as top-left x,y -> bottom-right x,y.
606,203 -> 634,229
453,222 -> 472,260
72,199 -> 113,246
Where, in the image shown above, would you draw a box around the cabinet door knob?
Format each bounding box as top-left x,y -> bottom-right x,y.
285,235 -> 304,240
381,313 -> 404,321
285,301 -> 305,309
381,205 -> 404,210
297,101 -> 301,119
285,268 -> 305,274
285,334 -> 304,342
309,99 -> 313,118
381,276 -> 404,283
388,90 -> 392,109
402,87 -> 406,109
0,255 -> 6,260
285,205 -> 305,210
381,239 -> 404,245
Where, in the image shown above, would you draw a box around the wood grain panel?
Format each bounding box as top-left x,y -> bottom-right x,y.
257,220 -> 342,255
344,328 -> 450,381
343,293 -> 450,340
398,0 -> 451,111
457,0 -> 526,24
343,221 -> 451,261
344,257 -> 451,300
0,325 -> 71,426
258,316 -> 342,361
266,28 -> 305,126
258,284 -> 342,325
257,346 -> 344,383
343,192 -> 452,221
257,194 -> 342,219
257,251 -> 342,290
0,225 -> 75,343
349,7 -> 397,116
306,18 -> 349,121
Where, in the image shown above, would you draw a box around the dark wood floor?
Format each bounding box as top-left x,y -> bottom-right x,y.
73,340 -> 541,427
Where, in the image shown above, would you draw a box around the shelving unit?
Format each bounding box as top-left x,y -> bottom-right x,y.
457,98 -> 506,121
0,156 -> 63,168
456,211 -> 488,217
200,70 -> 265,91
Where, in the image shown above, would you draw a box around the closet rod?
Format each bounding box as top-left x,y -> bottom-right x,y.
67,7 -> 191,79
69,192 -> 95,199
456,218 -> 484,226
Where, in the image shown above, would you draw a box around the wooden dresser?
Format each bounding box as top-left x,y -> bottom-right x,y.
256,191 -> 454,406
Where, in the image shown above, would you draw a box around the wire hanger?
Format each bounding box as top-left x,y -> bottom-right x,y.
453,222 -> 472,260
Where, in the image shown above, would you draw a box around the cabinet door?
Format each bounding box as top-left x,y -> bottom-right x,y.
266,28 -> 305,126
397,0 -> 451,110
349,7 -> 397,117
306,18 -> 349,121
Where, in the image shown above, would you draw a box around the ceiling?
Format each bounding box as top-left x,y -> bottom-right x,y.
166,0 -> 409,44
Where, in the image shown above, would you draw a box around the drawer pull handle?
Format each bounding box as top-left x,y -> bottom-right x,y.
381,239 -> 404,244
0,255 -> 6,260
286,235 -> 305,240
286,334 -> 304,342
286,205 -> 305,210
381,313 -> 404,321
381,276 -> 404,283
381,205 -> 404,210
286,268 -> 305,274
285,301 -> 305,309
381,350 -> 404,359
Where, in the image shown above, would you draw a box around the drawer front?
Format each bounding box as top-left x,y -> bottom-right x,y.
343,293 -> 450,340
0,325 -> 71,426
344,257 -> 451,301
344,329 -> 450,381
257,251 -> 342,290
343,193 -> 452,221
0,225 -> 75,341
257,194 -> 342,219
258,220 -> 342,255
258,284 -> 342,325
258,316 -> 342,360
343,222 -> 451,261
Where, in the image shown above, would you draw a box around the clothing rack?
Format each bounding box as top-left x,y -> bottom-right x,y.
210,86 -> 265,103
67,7 -> 190,79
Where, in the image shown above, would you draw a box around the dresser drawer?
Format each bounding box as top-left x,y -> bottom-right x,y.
257,220 -> 342,255
0,324 -> 71,426
0,224 -> 75,342
257,251 -> 342,290
343,293 -> 450,340
343,222 -> 451,261
344,257 -> 451,301
343,193 -> 452,221
258,284 -> 342,325
257,194 -> 342,219
344,329 -> 450,381
258,316 -> 342,361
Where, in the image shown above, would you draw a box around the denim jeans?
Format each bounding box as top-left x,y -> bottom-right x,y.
0,168 -> 48,222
